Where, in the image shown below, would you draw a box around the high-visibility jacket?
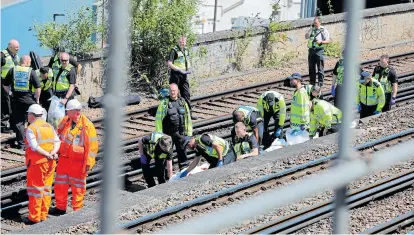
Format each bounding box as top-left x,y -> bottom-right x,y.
51,54 -> 61,79
291,86 -> 310,128
195,134 -> 229,158
13,66 -> 32,93
53,64 -> 73,93
155,97 -> 192,136
356,79 -> 385,111
32,68 -> 53,92
257,91 -> 286,127
25,119 -> 56,166
1,49 -> 18,79
234,106 -> 263,131
233,133 -> 254,157
335,59 -> 344,85
144,132 -> 169,159
307,27 -> 326,49
373,66 -> 393,93
57,114 -> 98,172
172,46 -> 190,70
309,99 -> 342,136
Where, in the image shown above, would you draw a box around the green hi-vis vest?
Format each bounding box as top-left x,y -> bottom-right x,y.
336,59 -> 344,84
144,132 -> 169,159
1,49 -> 18,79
234,106 -> 262,129
233,133 -> 253,157
373,67 -> 392,93
356,79 -> 385,111
13,66 -> 32,93
33,68 -> 53,92
172,46 -> 190,70
307,27 -> 325,49
195,134 -> 229,158
54,64 -> 73,92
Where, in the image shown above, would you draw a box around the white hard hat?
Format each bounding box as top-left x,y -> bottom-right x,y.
66,99 -> 82,111
27,104 -> 44,115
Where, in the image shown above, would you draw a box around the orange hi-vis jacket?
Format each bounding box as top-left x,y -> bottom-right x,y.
25,119 -> 55,166
57,114 -> 98,172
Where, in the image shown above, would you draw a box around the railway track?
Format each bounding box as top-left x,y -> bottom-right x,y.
361,211 -> 414,234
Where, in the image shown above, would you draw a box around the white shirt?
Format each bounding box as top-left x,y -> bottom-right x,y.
25,128 -> 60,151
313,26 -> 330,42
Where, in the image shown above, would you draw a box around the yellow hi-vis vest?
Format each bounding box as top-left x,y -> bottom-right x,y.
373,67 -> 392,93
234,106 -> 263,131
172,46 -> 190,70
195,134 -> 229,158
13,66 -> 32,93
144,132 -> 169,159
33,68 -> 53,92
257,91 -> 286,127
307,27 -> 326,49
356,79 -> 385,111
1,49 -> 18,79
233,133 -> 253,157
53,64 -> 73,92
309,99 -> 342,136
290,87 -> 310,129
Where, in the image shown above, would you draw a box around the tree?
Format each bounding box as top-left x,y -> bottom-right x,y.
33,6 -> 106,57
130,0 -> 198,93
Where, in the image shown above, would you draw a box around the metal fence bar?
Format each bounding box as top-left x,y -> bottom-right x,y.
334,0 -> 365,233
99,0 -> 131,233
161,140 -> 414,234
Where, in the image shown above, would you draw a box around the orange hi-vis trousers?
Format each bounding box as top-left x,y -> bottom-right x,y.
27,160 -> 56,222
54,157 -> 87,211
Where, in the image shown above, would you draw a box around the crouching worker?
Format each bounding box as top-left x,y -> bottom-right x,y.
139,132 -> 173,188
24,104 -> 60,225
309,99 -> 342,139
233,122 -> 259,160
180,134 -> 236,177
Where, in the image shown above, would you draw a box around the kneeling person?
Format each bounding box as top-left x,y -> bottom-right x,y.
181,134 -> 235,177
233,122 -> 259,160
309,99 -> 342,138
139,132 -> 173,188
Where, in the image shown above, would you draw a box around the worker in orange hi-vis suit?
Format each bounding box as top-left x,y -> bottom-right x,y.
23,104 -> 61,225
49,99 -> 98,215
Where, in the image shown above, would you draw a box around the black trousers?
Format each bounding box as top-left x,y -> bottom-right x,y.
141,157 -> 167,188
1,85 -> 11,128
319,123 -> 341,137
263,111 -> 280,148
40,89 -> 53,112
169,132 -> 188,170
308,48 -> 325,87
360,103 -> 377,119
204,148 -> 236,169
169,71 -> 191,110
11,101 -> 34,147
382,93 -> 392,112
334,84 -> 342,108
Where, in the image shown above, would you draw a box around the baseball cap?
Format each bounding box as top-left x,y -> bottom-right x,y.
264,93 -> 275,106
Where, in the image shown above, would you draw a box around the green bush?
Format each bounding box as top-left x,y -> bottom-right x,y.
324,41 -> 342,58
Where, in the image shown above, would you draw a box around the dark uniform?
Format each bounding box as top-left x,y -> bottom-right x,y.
155,97 -> 192,169
333,59 -> 344,107
140,133 -> 172,187
372,66 -> 397,112
168,46 -> 191,110
307,26 -> 329,87
48,53 -> 80,70
35,67 -> 54,112
231,132 -> 259,158
53,64 -> 77,100
4,66 -> 41,149
1,49 -> 19,132
193,134 -> 235,168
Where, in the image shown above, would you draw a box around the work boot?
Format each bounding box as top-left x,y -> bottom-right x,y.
22,217 -> 38,225
49,207 -> 66,216
1,126 -> 13,134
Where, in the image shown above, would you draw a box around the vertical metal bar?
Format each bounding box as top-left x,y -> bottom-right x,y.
333,0 -> 365,234
300,0 -> 305,18
99,0 -> 130,233
313,0 -> 318,16
307,0 -> 313,18
213,0 -> 218,32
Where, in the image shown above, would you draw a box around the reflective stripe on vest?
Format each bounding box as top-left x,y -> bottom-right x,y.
145,132 -> 168,159
52,54 -> 60,79
235,106 -> 261,127
54,64 -> 73,92
13,66 -> 31,92
358,80 -> 385,106
307,28 -> 325,49
374,68 -> 392,93
25,119 -> 55,166
33,68 -> 53,92
1,49 -> 18,79
233,133 -> 253,157
172,46 -> 190,70
195,134 -> 229,158
261,91 -> 284,113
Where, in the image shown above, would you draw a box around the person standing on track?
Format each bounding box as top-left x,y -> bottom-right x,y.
356,71 -> 385,119
23,104 -> 60,225
372,54 -> 398,112
53,52 -> 77,105
167,35 -> 198,120
332,50 -> 345,107
288,73 -> 310,131
35,67 -> 54,112
50,99 -> 98,215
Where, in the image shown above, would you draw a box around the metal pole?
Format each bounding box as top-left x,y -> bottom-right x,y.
334,0 -> 365,234
307,0 -> 313,18
213,0 -> 218,32
313,0 -> 318,16
300,0 -> 306,18
99,0 -> 130,233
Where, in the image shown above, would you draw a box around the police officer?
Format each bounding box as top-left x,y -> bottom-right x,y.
332,50 -> 345,107
257,91 -> 286,147
167,35 -> 197,120
288,73 -> 310,130
1,39 -> 20,133
3,55 -> 41,150
138,132 -> 173,188
309,99 -> 342,139
232,105 -> 264,145
35,67 -> 54,112
233,122 -> 259,160
53,52 -> 77,105
180,133 -> 236,178
356,71 -> 385,119
305,17 -> 330,87
155,83 -> 192,170
304,84 -> 322,101
48,47 -> 82,75
372,54 -> 398,112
